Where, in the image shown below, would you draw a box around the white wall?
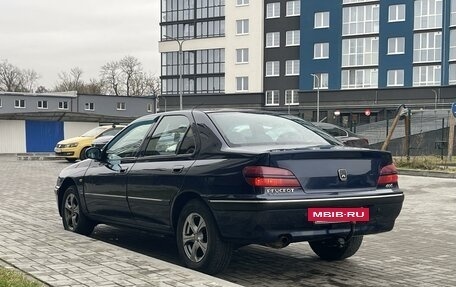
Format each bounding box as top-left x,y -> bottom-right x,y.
0,120 -> 26,153
225,1 -> 264,94
63,122 -> 99,139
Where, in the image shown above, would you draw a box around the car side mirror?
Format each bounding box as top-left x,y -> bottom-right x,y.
85,147 -> 102,161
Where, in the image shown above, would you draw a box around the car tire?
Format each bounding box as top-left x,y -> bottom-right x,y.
61,185 -> 96,236
65,158 -> 76,163
79,147 -> 89,160
176,199 -> 232,274
309,235 -> 363,261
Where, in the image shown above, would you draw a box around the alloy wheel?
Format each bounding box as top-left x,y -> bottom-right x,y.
64,193 -> 80,231
182,212 -> 208,263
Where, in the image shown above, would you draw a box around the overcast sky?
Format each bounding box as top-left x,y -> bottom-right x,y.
0,0 -> 161,89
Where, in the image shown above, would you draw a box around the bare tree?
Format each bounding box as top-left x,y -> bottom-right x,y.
0,60 -> 38,92
119,56 -> 142,96
54,67 -> 102,94
35,86 -> 49,93
100,61 -> 122,96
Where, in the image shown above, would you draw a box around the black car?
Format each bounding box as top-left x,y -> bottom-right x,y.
312,122 -> 370,148
91,135 -> 114,149
55,110 -> 403,274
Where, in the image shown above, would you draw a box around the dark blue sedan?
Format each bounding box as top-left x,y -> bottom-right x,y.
54,110 -> 404,274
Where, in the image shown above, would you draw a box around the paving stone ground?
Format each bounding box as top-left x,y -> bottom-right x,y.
0,156 -> 240,287
0,155 -> 455,286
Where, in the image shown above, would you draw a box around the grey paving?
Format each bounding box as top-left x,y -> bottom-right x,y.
1,155 -> 456,286
0,156 -> 240,287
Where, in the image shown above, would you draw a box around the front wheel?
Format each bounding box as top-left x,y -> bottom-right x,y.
309,236 -> 363,261
79,147 -> 89,160
61,186 -> 96,235
176,199 -> 232,274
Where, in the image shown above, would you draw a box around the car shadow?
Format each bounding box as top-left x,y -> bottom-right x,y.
90,224 -> 363,286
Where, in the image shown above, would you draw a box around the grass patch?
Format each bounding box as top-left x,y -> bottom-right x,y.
394,156 -> 456,172
0,267 -> 43,287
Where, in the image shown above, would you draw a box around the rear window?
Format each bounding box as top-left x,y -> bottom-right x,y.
209,112 -> 332,147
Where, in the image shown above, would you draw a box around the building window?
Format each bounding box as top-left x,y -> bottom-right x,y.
314,43 -> 329,59
312,73 -> 329,89
14,99 -> 25,108
414,0 -> 442,30
285,60 -> 300,76
0,98 -> 2,108
236,19 -> 249,35
236,77 -> 249,91
286,1 -> 300,17
236,0 -> 249,6
342,5 -> 379,36
413,65 -> 441,86
450,29 -> 456,60
147,103 -> 154,113
388,37 -> 405,55
387,70 -> 405,87
450,64 -> 456,85
285,90 -> 299,105
117,102 -> 126,111
236,48 -> 249,64
341,69 -> 378,89
286,30 -> 300,46
452,0 -> 456,26
266,61 -> 280,77
389,4 -> 406,22
266,32 -> 280,48
413,32 -> 441,63
343,0 -> 379,3
314,11 -> 330,28
37,100 -> 48,109
342,37 -> 379,67
85,102 -> 95,111
58,101 -> 68,110
265,90 -> 279,106
266,3 -> 280,19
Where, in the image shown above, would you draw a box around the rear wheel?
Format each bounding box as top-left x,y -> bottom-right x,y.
309,236 -> 363,261
61,185 -> 96,235
176,199 -> 232,274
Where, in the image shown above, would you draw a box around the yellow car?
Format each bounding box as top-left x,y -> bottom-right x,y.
54,125 -> 125,162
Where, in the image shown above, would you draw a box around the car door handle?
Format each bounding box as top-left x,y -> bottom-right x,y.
172,165 -> 185,174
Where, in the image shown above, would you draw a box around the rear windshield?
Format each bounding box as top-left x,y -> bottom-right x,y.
81,127 -> 107,137
209,112 -> 335,147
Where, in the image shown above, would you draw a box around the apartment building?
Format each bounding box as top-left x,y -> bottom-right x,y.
159,0 -> 456,124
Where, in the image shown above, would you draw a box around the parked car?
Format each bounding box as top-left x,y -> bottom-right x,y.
312,122 -> 370,148
54,125 -> 125,162
91,135 -> 114,149
54,110 -> 403,274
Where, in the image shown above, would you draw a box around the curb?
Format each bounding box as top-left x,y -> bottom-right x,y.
398,168 -> 456,179
16,153 -> 65,161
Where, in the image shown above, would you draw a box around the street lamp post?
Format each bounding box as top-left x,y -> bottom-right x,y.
310,73 -> 320,122
164,35 -> 186,110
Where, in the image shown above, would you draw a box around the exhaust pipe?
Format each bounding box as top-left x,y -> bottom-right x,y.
265,235 -> 292,249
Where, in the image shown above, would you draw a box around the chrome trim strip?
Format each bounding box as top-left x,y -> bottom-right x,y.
84,193 -> 125,199
208,193 -> 403,204
128,196 -> 166,202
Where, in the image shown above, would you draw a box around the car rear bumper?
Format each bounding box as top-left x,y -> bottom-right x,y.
208,192 -> 404,244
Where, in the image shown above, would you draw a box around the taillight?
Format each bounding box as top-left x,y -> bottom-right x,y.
243,166 -> 301,187
377,164 -> 398,187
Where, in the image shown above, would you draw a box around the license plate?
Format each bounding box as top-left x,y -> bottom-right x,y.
54,148 -> 61,153
308,207 -> 369,223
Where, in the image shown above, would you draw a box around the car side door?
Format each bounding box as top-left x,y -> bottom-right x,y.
83,119 -> 156,222
127,115 -> 197,232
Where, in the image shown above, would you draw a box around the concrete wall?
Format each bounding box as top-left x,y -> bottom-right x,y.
0,120 -> 26,153
63,122 -> 100,140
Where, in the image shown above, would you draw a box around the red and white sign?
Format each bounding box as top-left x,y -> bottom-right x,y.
308,208 -> 369,222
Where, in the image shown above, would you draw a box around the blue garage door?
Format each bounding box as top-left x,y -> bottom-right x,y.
26,120 -> 64,152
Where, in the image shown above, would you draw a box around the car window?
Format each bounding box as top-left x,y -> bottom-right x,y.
100,127 -> 123,137
209,112 -> 330,147
105,121 -> 154,159
81,126 -> 108,137
323,126 -> 348,137
144,116 -> 191,156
